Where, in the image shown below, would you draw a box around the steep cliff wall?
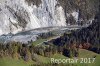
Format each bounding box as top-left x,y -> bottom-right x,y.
0,0 -> 99,35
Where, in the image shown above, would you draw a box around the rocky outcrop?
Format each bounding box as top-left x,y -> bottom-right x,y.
58,0 -> 100,24
0,0 -> 99,35
25,0 -> 42,6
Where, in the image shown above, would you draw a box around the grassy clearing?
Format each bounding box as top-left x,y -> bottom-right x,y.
0,54 -> 66,66
79,49 -> 98,58
32,39 -> 46,46
0,49 -> 100,66
77,49 -> 100,66
32,36 -> 60,46
0,57 -> 31,66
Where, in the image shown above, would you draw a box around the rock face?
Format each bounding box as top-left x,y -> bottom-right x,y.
0,0 -> 99,35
